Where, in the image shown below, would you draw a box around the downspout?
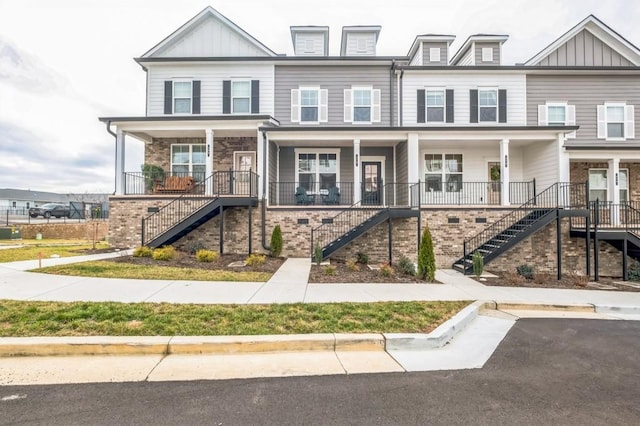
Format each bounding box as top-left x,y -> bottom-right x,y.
390,59 -> 395,127
105,121 -> 118,195
399,69 -> 404,127
261,130 -> 271,251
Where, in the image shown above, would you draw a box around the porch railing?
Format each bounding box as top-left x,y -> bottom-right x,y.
268,182 -> 354,206
124,171 -> 257,196
419,180 -> 535,206
571,201 -> 640,231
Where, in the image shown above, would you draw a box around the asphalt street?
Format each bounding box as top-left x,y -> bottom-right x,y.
2,318 -> 639,425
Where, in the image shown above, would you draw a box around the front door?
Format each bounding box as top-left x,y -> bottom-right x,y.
362,161 -> 382,205
487,161 -> 501,204
234,151 -> 256,195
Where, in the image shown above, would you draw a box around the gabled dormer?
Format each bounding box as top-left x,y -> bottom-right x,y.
290,26 -> 329,56
525,15 -> 640,66
450,35 -> 509,66
407,35 -> 456,66
340,26 -> 381,56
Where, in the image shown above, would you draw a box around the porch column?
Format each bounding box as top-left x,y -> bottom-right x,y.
205,129 -> 214,196
115,130 -> 125,195
500,138 -> 510,206
353,139 -> 361,203
407,133 -> 419,184
609,158 -> 621,225
257,129 -> 265,199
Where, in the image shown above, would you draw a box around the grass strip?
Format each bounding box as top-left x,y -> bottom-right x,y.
31,261 -> 272,282
0,300 -> 470,337
0,242 -> 109,263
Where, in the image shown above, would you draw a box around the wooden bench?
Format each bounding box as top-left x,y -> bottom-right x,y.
154,176 -> 195,193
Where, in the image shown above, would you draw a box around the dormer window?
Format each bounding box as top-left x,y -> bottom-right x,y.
482,47 -> 494,62
429,48 -> 440,62
356,38 -> 367,53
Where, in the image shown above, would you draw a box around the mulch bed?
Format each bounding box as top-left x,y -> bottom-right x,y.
474,271 -> 640,292
309,260 -> 434,284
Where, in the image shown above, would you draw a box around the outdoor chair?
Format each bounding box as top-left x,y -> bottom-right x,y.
322,186 -> 340,205
295,186 -> 315,205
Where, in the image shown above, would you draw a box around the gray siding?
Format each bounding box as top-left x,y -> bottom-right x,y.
527,74 -> 640,143
275,65 -> 392,126
475,42 -> 501,65
396,142 -> 408,184
268,141 -> 277,182
537,29 -> 634,67
422,42 -> 448,65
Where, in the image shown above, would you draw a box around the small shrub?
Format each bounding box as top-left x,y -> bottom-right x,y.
346,260 -> 360,272
245,253 -> 266,267
417,226 -> 436,282
472,252 -> 484,277
628,261 -> 640,282
516,264 -> 534,280
356,252 -> 369,265
314,244 -> 323,265
188,241 -> 206,255
323,265 -> 336,276
133,246 -> 154,258
270,225 -> 283,257
152,246 -> 177,261
379,263 -> 394,278
533,273 -> 553,285
397,255 -> 416,276
565,272 -> 589,288
503,271 -> 526,285
195,249 -> 219,263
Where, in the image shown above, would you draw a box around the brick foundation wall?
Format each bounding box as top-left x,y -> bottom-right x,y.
11,222 -> 109,241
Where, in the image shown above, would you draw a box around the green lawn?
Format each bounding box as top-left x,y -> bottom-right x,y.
0,300 -> 469,336
32,261 -> 272,282
0,241 -> 109,263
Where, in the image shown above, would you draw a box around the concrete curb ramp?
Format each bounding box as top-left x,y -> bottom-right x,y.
1,300 -> 638,357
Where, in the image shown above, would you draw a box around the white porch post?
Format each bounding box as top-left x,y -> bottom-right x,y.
205,129 -> 214,195
407,133 -> 419,183
260,130 -> 268,200
353,139 -> 361,203
115,130 -> 125,195
609,158 -> 620,225
500,138 -> 510,206
557,133 -> 569,183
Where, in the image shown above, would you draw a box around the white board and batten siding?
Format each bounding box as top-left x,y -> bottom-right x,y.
402,72 -> 527,126
146,64 -> 275,116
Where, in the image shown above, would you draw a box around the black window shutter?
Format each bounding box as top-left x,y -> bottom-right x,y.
251,80 -> 260,114
498,89 -> 507,123
192,80 -> 201,114
470,89 -> 478,123
445,89 -> 454,123
164,81 -> 173,114
222,80 -> 231,114
417,89 -> 425,123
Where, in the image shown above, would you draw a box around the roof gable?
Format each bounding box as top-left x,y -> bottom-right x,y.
525,15 -> 640,66
142,6 -> 276,58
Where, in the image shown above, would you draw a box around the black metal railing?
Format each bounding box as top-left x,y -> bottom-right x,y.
419,180 -> 535,206
462,181 -> 587,264
310,182 -> 420,257
268,182 -> 354,206
142,171 -> 258,245
571,200 -> 640,232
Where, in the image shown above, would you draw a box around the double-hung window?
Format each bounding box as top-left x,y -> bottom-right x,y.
344,86 -> 381,123
291,87 -> 327,123
232,81 -> 251,113
479,89 -> 498,122
424,154 -> 463,192
171,144 -> 206,182
301,88 -> 319,122
296,150 -> 339,192
598,103 -> 635,140
588,168 -> 629,202
538,102 -> 576,138
173,81 -> 192,114
426,90 -> 445,123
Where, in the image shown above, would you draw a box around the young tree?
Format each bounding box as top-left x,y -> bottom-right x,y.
270,224 -> 283,257
417,226 -> 436,282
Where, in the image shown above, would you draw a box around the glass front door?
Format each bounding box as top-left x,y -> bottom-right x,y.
362,162 -> 382,205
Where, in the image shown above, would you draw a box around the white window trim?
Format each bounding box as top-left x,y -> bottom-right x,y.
352,86 -> 373,124
294,148 -> 341,192
429,47 -> 440,62
170,143 -> 206,176
588,167 -> 629,202
298,86 -> 321,125
426,87 -> 446,124
231,79 -> 251,114
604,102 -> 627,141
478,87 -> 498,123
422,153 -> 464,192
172,79 -> 192,115
482,47 -> 494,62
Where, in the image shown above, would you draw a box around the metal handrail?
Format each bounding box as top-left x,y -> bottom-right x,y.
141,171 -> 258,245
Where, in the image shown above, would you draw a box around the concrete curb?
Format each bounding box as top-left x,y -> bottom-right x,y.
593,305 -> 640,315
497,302 -> 595,313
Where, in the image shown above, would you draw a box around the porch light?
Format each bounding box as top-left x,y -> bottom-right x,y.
355,154 -> 359,167
504,154 -> 508,168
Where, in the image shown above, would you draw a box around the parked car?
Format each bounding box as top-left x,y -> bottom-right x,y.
29,203 -> 71,219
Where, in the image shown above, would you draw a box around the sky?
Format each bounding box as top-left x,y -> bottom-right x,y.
0,0 -> 639,194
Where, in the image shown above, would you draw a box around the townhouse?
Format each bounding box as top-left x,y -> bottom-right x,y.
100,7 -> 640,278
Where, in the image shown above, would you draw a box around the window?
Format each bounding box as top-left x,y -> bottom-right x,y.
232,81 -> 251,113
424,154 -> 463,192
588,168 -> 629,202
296,150 -> 339,192
301,88 -> 319,122
538,103 -> 576,137
547,105 -> 566,125
353,88 -> 372,122
429,47 -> 440,62
173,81 -> 192,114
171,144 -> 206,182
482,47 -> 493,62
479,89 -> 497,122
598,103 -> 635,140
426,90 -> 445,122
